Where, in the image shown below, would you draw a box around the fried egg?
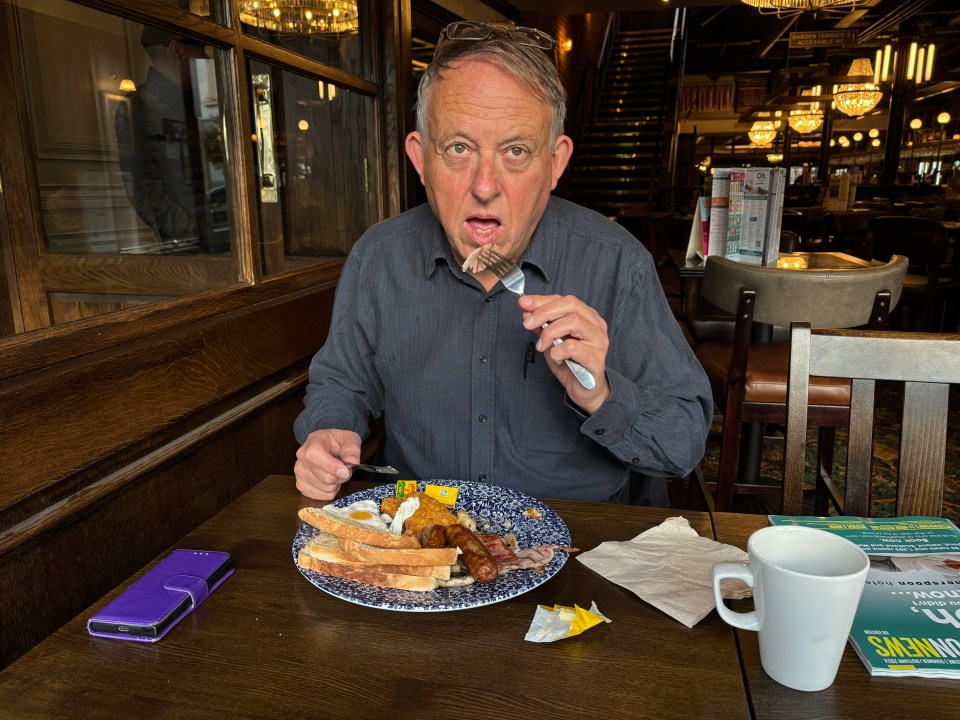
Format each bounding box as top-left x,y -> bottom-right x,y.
327,499 -> 391,531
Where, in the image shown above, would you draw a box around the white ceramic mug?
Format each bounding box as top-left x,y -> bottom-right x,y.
712,525 -> 869,692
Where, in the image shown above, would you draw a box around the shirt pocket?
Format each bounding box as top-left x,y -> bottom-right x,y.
511,356 -> 590,455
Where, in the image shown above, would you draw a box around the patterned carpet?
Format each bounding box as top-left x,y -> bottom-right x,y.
699,382 -> 960,522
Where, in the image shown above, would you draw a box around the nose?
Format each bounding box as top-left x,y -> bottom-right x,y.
470,154 -> 501,202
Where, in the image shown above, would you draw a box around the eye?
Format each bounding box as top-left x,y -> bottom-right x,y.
507,146 -> 527,158
448,143 -> 468,156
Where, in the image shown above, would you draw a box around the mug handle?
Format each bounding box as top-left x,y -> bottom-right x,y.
712,562 -> 760,631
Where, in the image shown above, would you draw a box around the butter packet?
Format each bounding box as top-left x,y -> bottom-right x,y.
524,601 -> 611,643
424,483 -> 458,506
394,480 -> 418,498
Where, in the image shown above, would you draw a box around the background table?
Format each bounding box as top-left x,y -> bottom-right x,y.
713,512 -> 960,720
0,476 -> 750,720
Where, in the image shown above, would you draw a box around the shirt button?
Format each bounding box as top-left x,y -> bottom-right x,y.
479,355 -> 487,363
479,414 -> 487,423
484,297 -> 493,303
478,473 -> 487,482
595,428 -> 605,435
632,457 -> 640,464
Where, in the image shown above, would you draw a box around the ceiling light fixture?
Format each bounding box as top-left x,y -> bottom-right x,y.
748,119 -> 778,146
239,1 -> 359,35
833,58 -> 883,117
739,0 -> 870,18
788,86 -> 823,134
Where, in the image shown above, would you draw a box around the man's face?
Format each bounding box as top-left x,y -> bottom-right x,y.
405,58 -> 572,281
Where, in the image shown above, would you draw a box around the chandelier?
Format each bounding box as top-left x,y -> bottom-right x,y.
239,1 -> 359,35
833,58 -> 883,117
788,86 -> 823,134
748,120 -> 778,146
766,153 -> 784,163
788,110 -> 823,134
740,0 -> 870,18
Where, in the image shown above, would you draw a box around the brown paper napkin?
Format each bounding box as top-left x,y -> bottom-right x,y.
576,516 -> 750,628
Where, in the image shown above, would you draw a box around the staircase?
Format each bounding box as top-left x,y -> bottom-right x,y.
568,28 -> 675,216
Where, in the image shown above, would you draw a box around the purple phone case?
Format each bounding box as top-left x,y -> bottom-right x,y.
87,549 -> 233,642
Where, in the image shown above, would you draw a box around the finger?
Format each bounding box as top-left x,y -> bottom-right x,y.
294,459 -> 342,501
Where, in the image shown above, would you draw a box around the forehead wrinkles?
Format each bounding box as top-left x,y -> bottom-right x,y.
430,62 -> 551,147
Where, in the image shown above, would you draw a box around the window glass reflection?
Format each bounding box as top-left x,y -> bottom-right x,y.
248,61 -> 379,273
15,6 -> 233,256
159,0 -> 227,25
114,27 -> 230,254
5,0 -> 238,334
240,1 -> 370,80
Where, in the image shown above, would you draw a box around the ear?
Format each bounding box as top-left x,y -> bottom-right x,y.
405,131 -> 426,184
550,134 -> 573,190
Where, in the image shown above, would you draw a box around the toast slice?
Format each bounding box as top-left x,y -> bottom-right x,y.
297,551 -> 440,592
337,537 -> 460,566
298,506 -> 420,549
302,533 -> 452,580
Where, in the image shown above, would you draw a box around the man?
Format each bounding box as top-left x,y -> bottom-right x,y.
115,26 -> 215,251
294,21 -> 711,504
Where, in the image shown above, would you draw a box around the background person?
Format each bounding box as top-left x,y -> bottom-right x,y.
293,21 -> 712,505
115,26 -> 214,251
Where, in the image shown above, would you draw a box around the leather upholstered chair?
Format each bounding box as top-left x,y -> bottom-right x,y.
783,324 -> 960,516
692,255 -> 908,512
685,232 -> 799,346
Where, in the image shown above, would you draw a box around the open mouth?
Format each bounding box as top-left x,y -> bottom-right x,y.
465,217 -> 501,244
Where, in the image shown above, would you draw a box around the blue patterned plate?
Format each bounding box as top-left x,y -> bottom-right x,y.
292,480 -> 572,612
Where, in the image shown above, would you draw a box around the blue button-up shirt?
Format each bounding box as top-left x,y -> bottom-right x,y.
294,197 -> 712,501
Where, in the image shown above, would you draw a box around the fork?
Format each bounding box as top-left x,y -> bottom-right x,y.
344,462 -> 399,475
478,246 -> 597,390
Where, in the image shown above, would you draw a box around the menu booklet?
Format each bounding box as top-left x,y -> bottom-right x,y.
769,516 -> 960,679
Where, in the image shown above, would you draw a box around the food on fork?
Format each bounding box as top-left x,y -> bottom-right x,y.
461,244 -> 494,274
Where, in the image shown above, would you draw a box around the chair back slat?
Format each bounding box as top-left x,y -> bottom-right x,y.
843,378 -> 876,516
898,381 -> 949,516
784,323 -> 960,517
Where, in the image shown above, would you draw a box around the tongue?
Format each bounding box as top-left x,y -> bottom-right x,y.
469,219 -> 499,240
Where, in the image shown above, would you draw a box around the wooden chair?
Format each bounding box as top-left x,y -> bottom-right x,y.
868,215 -> 960,332
693,255 -> 908,512
783,324 -> 960,516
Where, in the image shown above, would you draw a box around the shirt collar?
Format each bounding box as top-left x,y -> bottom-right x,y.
421,196 -> 559,284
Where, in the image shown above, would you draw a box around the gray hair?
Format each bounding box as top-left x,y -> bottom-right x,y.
414,33 -> 567,145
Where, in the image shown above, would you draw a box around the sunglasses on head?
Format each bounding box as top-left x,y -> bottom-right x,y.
434,21 -> 558,66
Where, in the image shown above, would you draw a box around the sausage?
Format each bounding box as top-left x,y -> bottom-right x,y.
444,523 -> 499,584
418,524 -> 447,549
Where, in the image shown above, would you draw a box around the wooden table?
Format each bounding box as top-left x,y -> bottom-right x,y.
0,476 -> 750,720
712,512 -> 960,720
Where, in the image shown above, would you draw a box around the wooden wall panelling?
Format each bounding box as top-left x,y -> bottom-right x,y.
0,284 -> 334,529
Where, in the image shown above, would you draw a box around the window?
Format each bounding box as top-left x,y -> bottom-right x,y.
249,62 -> 380,273
0,0 -> 388,336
